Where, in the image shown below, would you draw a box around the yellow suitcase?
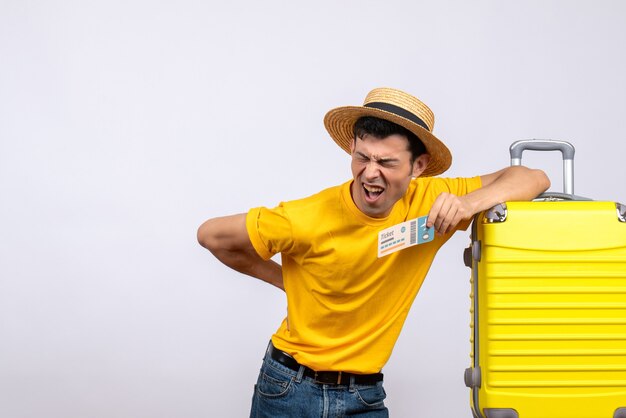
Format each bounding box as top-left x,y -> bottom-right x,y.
464,140 -> 626,418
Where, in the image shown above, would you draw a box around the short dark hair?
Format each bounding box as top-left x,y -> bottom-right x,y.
353,116 -> 427,161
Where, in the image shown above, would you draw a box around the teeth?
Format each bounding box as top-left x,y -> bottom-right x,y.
364,185 -> 384,193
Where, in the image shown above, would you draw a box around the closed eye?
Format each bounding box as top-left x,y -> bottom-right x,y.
378,159 -> 399,168
353,152 -> 400,168
354,152 -> 370,163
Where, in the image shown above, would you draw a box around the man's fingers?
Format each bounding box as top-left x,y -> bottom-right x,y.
430,193 -> 468,235
429,193 -> 453,233
428,192 -> 473,235
438,205 -> 457,235
439,202 -> 460,234
426,193 -> 446,228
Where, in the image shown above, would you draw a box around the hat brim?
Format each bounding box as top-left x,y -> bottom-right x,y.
323,106 -> 452,177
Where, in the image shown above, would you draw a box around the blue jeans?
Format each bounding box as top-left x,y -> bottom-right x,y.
250,346 -> 389,417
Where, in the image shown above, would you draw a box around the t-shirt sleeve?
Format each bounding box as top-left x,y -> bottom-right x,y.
246,204 -> 294,260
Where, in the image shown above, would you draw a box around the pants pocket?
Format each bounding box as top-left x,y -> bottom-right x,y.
353,383 -> 387,408
255,365 -> 294,399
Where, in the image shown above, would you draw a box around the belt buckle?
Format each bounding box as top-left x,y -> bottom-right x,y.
314,371 -> 342,385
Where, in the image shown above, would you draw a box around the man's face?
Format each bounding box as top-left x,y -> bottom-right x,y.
350,133 -> 429,218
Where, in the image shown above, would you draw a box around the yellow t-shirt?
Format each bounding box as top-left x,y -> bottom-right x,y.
246,176 -> 482,373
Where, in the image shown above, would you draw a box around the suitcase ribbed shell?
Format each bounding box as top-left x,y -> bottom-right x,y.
469,201 -> 626,418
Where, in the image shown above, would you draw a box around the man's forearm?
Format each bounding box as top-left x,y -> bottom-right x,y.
198,214 -> 285,291
466,166 -> 550,214
210,246 -> 284,291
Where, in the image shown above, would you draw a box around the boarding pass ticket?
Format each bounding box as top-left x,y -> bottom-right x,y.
377,215 -> 434,258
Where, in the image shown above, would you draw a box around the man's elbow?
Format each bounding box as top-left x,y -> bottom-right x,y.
197,219 -> 218,251
197,213 -> 250,258
513,165 -> 551,195
533,168 -> 551,194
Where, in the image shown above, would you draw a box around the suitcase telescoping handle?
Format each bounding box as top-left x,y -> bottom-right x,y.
510,139 -> 575,195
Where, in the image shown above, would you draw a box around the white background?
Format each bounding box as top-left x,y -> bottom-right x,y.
2,1 -> 626,417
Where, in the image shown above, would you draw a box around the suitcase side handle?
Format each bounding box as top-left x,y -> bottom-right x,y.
509,139 -> 575,195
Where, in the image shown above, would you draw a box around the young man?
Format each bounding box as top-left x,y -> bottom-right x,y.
198,87 -> 550,417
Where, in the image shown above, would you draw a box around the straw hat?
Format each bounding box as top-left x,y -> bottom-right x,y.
323,87 -> 452,177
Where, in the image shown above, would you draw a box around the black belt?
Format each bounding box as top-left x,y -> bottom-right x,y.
268,342 -> 384,386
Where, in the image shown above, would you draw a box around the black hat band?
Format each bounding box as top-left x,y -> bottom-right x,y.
364,102 -> 430,132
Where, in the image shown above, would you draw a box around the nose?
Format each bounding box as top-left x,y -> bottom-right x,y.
363,161 -> 381,180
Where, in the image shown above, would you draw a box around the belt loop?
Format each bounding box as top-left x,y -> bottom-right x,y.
349,375 -> 356,391
295,365 -> 305,383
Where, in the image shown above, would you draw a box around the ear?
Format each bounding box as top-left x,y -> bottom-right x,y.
349,138 -> 356,154
411,154 -> 430,177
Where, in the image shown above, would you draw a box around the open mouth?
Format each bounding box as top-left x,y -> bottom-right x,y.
363,184 -> 385,202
